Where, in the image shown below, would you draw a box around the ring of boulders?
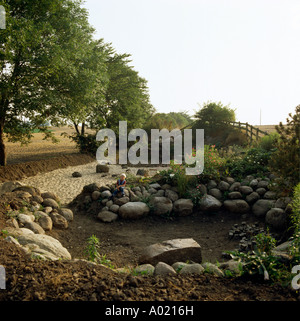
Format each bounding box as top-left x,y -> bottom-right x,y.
74,173 -> 292,236
0,170 -> 294,278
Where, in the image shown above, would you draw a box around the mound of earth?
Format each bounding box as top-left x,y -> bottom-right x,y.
0,154 -> 95,183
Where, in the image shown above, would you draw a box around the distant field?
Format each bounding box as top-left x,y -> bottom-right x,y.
5,127 -> 86,164
4,124 -> 280,165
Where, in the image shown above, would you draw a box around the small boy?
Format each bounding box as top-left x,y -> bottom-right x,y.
112,173 -> 126,198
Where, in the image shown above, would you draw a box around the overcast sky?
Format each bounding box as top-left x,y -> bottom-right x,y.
83,0 -> 300,125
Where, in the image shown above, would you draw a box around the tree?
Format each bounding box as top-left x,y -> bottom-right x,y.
0,0 -> 94,165
269,105 -> 300,190
194,101 -> 236,133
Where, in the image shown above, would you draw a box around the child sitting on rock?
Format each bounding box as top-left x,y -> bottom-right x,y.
111,173 -> 126,198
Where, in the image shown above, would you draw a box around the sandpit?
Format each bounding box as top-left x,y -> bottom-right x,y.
19,162 -> 165,205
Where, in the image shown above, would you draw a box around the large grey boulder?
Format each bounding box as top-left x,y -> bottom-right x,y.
239,186 -> 253,195
173,199 -> 193,216
96,164 -> 109,173
200,194 -> 222,212
149,196 -> 173,216
16,233 -> 71,260
218,181 -> 230,192
265,208 -> 287,231
139,238 -> 202,266
118,201 -> 150,219
224,199 -> 250,214
252,199 -> 276,218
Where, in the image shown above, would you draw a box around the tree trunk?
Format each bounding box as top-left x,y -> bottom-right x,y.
0,122 -> 6,166
74,122 -> 80,135
81,122 -> 85,136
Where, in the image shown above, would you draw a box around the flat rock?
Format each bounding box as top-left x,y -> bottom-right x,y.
97,211 -> 118,223
139,238 -> 202,266
118,201 -> 150,219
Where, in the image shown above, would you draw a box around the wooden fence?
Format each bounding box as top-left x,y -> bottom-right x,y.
181,120 -> 269,142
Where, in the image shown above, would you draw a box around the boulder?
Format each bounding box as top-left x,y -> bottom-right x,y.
136,169 -> 149,176
149,183 -> 161,189
37,214 -> 53,231
96,164 -> 109,173
18,213 -> 35,225
97,211 -> 118,223
154,262 -> 177,276
83,183 -> 101,193
109,204 -> 120,213
173,199 -> 193,216
207,180 -> 217,190
202,262 -> 224,277
149,196 -> 173,216
239,186 -> 253,195
257,180 -> 269,189
43,198 -> 59,210
32,195 -> 43,204
114,196 -> 130,206
72,172 -> 82,177
49,212 -> 68,229
229,182 -> 241,192
265,208 -> 286,231
218,181 -> 230,192
263,191 -> 277,200
41,192 -> 59,202
14,186 -> 41,196
24,221 -> 45,235
134,264 -> 155,276
0,181 -> 22,196
199,194 -> 222,212
249,179 -> 259,189
118,202 -> 150,220
208,188 -> 223,200
16,233 -> 71,260
91,191 -> 101,201
228,192 -> 242,199
165,189 -> 179,202
179,263 -> 205,275
58,208 -> 74,222
275,197 -> 292,209
256,187 -> 267,196
101,190 -> 112,199
224,200 -> 250,214
246,192 -> 260,204
252,199 -> 276,218
139,238 -> 202,266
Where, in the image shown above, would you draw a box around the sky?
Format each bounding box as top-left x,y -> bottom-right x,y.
82,0 -> 300,125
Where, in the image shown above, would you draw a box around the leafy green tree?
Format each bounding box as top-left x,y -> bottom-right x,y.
0,0 -> 94,165
194,101 -> 236,134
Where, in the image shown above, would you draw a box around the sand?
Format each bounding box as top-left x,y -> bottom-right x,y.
19,162 -> 165,205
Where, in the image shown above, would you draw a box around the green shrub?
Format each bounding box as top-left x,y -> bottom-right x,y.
268,105 -> 300,189
226,147 -> 273,179
258,132 -> 280,151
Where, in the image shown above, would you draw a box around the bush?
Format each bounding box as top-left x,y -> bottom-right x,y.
258,132 -> 280,151
226,147 -> 273,179
268,105 -> 300,189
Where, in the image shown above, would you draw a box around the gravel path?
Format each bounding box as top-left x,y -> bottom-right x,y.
19,162 -> 165,205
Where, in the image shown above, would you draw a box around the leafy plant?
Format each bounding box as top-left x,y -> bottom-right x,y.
268,105 -> 300,189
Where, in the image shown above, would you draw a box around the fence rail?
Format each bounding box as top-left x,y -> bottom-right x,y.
181,120 -> 269,142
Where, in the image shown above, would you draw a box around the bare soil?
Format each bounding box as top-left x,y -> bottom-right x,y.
0,130 -> 299,302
